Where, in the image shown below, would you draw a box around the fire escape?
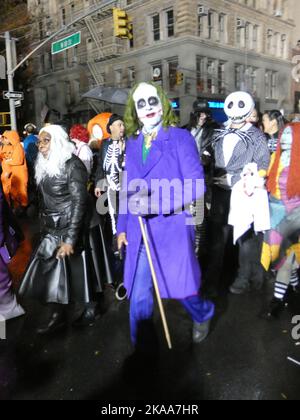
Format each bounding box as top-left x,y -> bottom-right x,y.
83,2 -> 125,86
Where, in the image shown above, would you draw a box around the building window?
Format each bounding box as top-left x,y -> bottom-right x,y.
252,25 -> 259,50
152,63 -> 163,85
235,64 -> 244,91
266,29 -> 273,53
245,23 -> 250,44
236,26 -> 242,47
39,21 -> 44,39
115,69 -> 122,88
272,32 -> 279,56
281,34 -> 287,58
246,66 -> 258,95
265,70 -> 278,99
152,14 -> 160,41
61,8 -> 66,26
208,11 -> 214,40
47,52 -> 53,71
197,56 -> 226,95
218,13 -> 226,43
218,61 -> 226,94
168,59 -> 178,91
207,59 -> 215,93
198,14 -> 205,37
166,10 -> 174,38
235,64 -> 258,94
40,54 -> 45,73
128,67 -> 135,87
196,56 -> 206,92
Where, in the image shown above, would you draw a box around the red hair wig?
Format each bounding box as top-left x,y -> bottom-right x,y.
69,124 -> 89,144
267,123 -> 300,199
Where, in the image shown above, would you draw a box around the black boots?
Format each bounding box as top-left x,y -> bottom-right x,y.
193,319 -> 211,344
261,297 -> 285,320
262,286 -> 300,320
37,304 -> 102,333
37,309 -> 67,335
72,306 -> 101,328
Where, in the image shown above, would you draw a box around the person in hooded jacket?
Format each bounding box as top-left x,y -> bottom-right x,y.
0,131 -> 28,211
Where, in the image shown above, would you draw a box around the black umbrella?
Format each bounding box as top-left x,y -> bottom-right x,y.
82,86 -> 130,105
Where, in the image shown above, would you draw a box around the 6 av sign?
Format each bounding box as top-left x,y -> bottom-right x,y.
3,91 -> 24,100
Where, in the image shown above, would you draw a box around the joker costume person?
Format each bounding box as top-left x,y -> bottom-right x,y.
117,82 -> 214,346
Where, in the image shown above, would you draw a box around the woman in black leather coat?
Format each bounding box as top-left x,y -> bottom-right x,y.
19,125 -> 97,334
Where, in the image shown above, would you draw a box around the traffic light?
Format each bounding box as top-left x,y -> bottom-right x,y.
113,8 -> 133,40
127,18 -> 133,41
176,71 -> 184,85
113,8 -> 127,37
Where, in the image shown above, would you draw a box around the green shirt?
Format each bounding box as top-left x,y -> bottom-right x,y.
142,138 -> 151,164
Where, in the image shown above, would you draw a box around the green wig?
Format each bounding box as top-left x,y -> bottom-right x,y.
124,82 -> 179,138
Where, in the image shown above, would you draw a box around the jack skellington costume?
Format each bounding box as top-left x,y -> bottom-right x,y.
213,91 -> 268,187
204,91 -> 270,297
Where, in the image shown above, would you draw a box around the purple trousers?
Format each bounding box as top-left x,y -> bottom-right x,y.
129,245 -> 215,344
0,259 -> 13,306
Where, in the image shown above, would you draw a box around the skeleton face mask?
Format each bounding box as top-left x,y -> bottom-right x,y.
224,91 -> 255,124
133,83 -> 163,131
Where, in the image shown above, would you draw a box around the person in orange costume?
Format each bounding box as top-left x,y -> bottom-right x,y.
0,131 -> 28,209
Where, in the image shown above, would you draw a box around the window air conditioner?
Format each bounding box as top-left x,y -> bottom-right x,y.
198,6 -> 209,16
237,18 -> 246,29
274,10 -> 283,17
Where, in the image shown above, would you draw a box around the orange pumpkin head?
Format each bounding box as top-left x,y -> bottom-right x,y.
87,113 -> 112,144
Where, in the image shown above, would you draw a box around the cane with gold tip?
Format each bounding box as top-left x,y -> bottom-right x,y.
138,216 -> 172,350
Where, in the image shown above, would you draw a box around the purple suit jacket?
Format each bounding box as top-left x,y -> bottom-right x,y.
117,126 -> 205,299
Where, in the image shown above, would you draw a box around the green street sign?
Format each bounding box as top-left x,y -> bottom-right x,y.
51,31 -> 81,55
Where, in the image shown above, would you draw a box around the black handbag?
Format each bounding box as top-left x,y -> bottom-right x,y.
1,199 -> 24,262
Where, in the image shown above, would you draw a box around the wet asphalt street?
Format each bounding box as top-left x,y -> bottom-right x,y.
0,217 -> 299,401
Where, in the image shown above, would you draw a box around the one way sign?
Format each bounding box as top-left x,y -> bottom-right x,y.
3,91 -> 24,100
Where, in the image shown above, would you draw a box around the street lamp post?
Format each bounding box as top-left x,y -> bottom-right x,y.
5,31 -> 17,130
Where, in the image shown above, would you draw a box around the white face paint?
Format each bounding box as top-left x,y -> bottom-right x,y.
92,124 -> 103,141
133,83 -> 163,131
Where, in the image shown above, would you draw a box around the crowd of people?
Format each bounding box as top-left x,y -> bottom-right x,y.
0,83 -> 299,353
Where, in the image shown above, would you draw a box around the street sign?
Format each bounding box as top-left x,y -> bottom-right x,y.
14,99 -> 22,108
51,31 -> 81,55
3,91 -> 24,100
